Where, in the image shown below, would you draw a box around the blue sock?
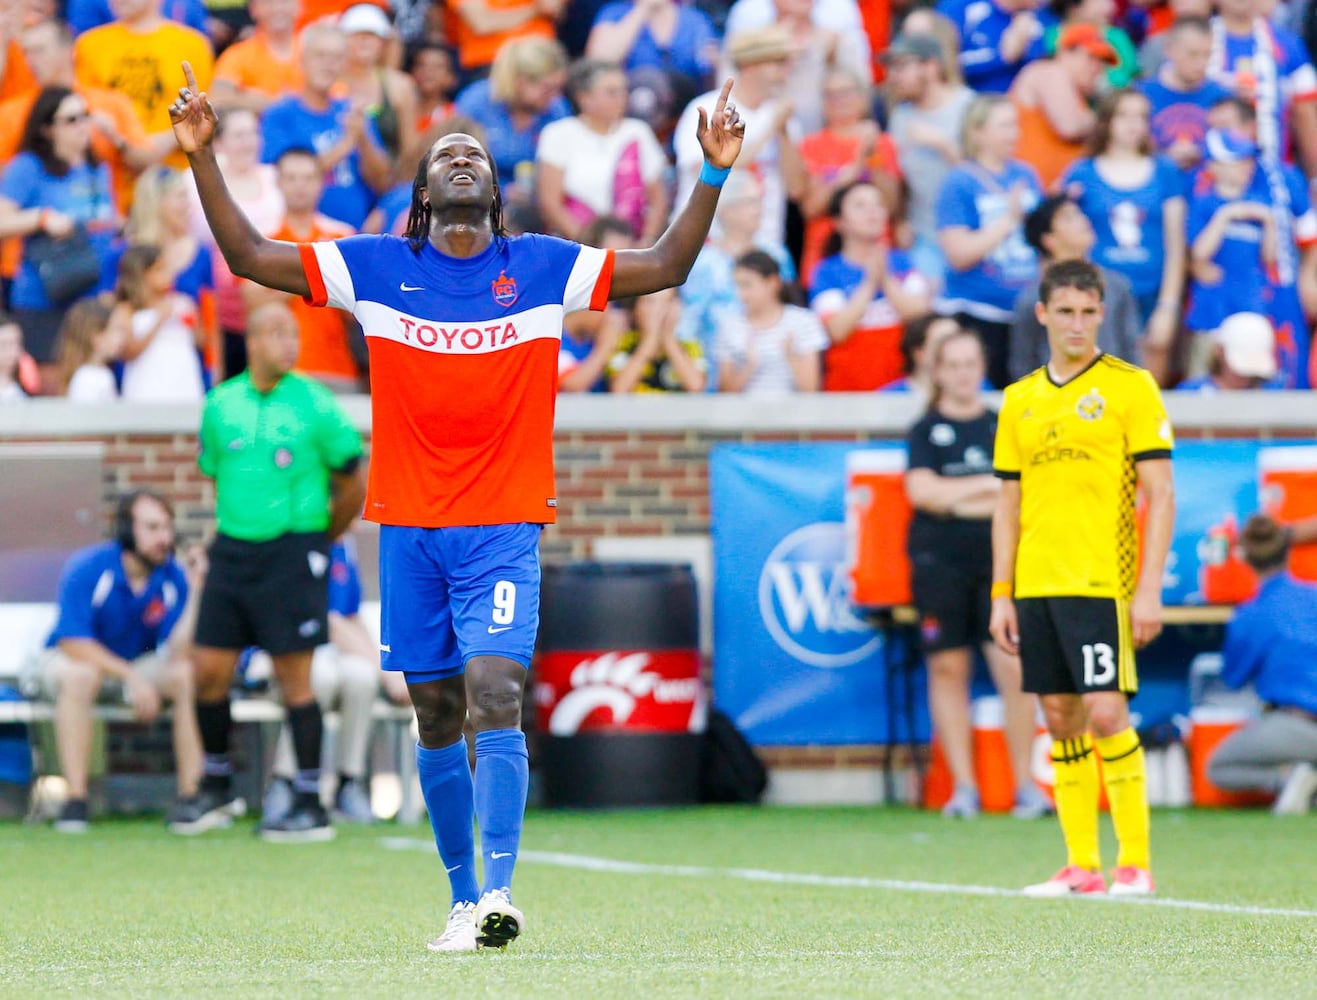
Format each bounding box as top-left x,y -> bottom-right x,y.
474,728 -> 529,895
416,738 -> 479,906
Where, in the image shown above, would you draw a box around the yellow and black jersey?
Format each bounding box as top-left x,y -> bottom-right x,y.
993,353 -> 1173,600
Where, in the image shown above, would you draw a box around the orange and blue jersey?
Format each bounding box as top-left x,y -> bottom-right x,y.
300,232 -> 614,529
1210,21 -> 1317,164
1186,162 -> 1317,386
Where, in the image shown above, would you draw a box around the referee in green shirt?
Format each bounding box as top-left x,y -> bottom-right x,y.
178,302 -> 366,841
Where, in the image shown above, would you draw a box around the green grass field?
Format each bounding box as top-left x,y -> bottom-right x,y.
4,807 -> 1315,999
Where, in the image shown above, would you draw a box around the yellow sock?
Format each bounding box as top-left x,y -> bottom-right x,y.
1095,728 -> 1150,870
1050,735 -> 1101,871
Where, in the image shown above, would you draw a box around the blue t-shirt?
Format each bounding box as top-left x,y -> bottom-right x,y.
1137,76 -> 1233,182
591,2 -> 716,83
1186,162 -> 1310,331
453,79 -> 571,193
1061,156 -> 1185,300
558,328 -> 608,392
45,542 -> 189,661
935,160 -> 1042,316
0,153 -> 118,310
372,183 -> 413,236
1174,373 -> 1285,391
328,540 -> 362,617
937,0 -> 1053,93
261,97 -> 384,229
66,0 -> 208,35
1223,573 -> 1317,716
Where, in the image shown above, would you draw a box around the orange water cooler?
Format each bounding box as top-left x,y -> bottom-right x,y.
923,697 -> 1054,812
845,449 -> 912,608
1187,706 -> 1274,808
1258,446 -> 1317,580
1199,515 -> 1259,604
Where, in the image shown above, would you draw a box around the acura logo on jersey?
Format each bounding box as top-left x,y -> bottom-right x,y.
396,316 -> 519,351
1031,446 -> 1091,466
492,270 -> 518,306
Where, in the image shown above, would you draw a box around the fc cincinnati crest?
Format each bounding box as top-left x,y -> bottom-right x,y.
491,271 -> 518,306
1076,389 -> 1105,421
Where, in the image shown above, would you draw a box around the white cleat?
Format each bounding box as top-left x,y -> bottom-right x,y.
1108,866 -> 1156,897
475,888 -> 525,949
427,901 -> 478,953
1273,762 -> 1317,815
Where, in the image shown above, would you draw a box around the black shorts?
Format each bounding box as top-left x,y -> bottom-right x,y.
1016,596 -> 1137,696
195,532 -> 330,655
910,555 -> 991,653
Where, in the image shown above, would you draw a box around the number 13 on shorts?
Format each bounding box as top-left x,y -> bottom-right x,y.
1081,642 -> 1116,687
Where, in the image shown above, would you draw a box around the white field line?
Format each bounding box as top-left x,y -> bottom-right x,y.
379,838 -> 1317,920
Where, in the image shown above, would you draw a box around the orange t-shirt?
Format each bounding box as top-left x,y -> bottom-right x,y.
447,0 -> 556,71
798,129 -> 902,287
1013,102 -> 1084,191
269,215 -> 360,380
214,33 -> 303,99
0,40 -> 36,102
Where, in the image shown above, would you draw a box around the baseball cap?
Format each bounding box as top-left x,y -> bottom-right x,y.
1205,128 -> 1260,162
339,3 -> 392,37
881,34 -> 942,64
1057,23 -> 1118,65
726,26 -> 792,68
1217,312 -> 1277,379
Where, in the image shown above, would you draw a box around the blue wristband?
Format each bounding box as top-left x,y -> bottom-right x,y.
699,162 -> 731,188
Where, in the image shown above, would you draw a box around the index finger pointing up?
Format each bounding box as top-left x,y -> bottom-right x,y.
182,60 -> 198,92
713,77 -> 734,116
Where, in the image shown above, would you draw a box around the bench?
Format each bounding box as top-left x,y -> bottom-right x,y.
0,602 -> 424,824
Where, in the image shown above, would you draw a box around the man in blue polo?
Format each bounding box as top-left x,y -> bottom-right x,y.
38,490 -> 209,834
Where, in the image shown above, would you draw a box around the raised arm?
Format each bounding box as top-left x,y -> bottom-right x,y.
170,61 -> 309,297
608,79 -> 744,300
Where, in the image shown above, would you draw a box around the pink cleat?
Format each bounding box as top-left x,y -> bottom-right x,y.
1108,866 -> 1156,897
1021,865 -> 1107,897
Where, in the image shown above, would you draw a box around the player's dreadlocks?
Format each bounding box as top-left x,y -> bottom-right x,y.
403,143 -> 508,252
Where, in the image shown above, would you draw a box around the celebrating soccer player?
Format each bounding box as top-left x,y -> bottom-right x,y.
171,61 -> 744,951
989,259 -> 1175,897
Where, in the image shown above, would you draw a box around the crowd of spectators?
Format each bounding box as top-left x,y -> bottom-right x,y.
1,0 -> 1317,399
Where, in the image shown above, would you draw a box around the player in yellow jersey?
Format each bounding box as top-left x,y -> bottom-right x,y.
989,259 -> 1175,897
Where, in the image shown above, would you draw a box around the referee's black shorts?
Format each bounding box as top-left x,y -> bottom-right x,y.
1016,596 -> 1138,697
910,553 -> 992,654
195,532 -> 331,655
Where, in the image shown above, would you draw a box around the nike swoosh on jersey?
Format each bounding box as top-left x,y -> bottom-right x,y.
488,625 -> 513,634
399,282 -> 424,291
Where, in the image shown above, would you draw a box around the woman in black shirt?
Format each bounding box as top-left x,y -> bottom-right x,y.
904,325 -> 1051,819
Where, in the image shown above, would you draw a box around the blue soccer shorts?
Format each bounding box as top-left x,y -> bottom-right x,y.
377,522 -> 542,679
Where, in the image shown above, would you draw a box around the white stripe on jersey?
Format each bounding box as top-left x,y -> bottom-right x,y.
563,244 -> 609,313
313,242 -> 357,311
1297,207 -> 1317,245
811,288 -> 900,329
355,300 -> 565,355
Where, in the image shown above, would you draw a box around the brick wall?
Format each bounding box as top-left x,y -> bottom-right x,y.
64,421 -> 1317,562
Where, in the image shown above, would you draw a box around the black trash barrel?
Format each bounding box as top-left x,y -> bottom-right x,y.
534,562 -> 704,808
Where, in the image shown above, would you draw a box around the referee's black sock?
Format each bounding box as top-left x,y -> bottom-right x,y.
287,701 -> 324,807
196,699 -> 233,794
